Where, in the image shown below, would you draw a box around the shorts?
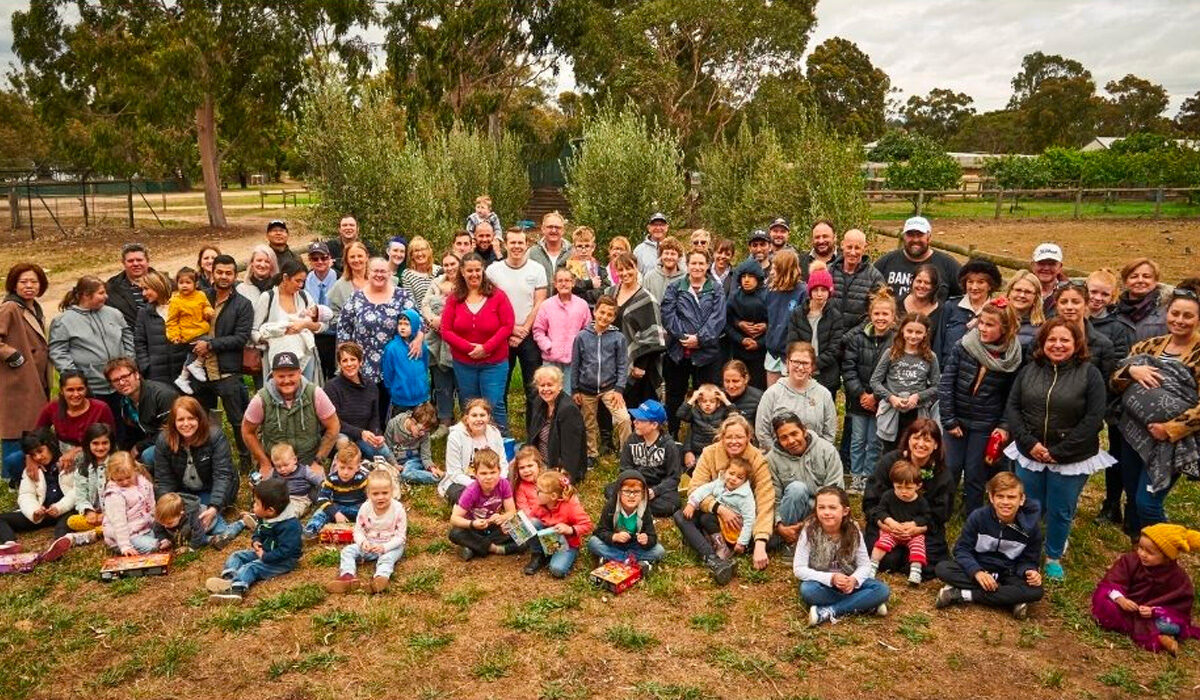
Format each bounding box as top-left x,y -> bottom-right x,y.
764,351 -> 784,374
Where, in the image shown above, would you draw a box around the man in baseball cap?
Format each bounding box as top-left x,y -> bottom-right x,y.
747,229 -> 773,273
767,217 -> 792,253
305,242 -> 338,378
634,212 -> 671,276
1031,242 -> 1065,313
265,219 -> 301,271
242,350 -> 341,480
873,215 -> 962,302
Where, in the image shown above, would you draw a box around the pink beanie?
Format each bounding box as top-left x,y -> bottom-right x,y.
808,269 -> 834,292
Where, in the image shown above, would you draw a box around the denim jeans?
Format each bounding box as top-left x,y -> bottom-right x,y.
339,543 -> 405,579
453,360 -> 510,435
431,364 -> 457,423
122,532 -> 160,554
777,481 -> 815,526
586,536 -> 665,565
2,440 -> 24,486
398,457 -> 439,485
1016,466 -> 1089,560
529,518 -> 579,577
1120,440 -> 1180,533
847,414 -> 880,479
197,491 -> 245,539
138,444 -> 157,468
353,437 -> 396,464
799,578 -> 890,617
546,361 -> 573,395
221,549 -> 296,590
304,504 -> 360,534
945,427 -> 993,515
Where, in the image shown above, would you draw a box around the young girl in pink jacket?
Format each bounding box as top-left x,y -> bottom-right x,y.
101,453 -> 158,555
533,268 -> 591,394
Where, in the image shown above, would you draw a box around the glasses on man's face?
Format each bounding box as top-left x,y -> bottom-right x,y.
619,489 -> 642,497
109,372 -> 135,384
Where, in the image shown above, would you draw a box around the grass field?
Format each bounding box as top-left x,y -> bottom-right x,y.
869,197 -> 1200,221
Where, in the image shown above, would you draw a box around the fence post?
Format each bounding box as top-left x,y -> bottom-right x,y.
8,189 -> 20,230
994,189 -> 1003,220
26,181 -> 35,240
915,190 -> 924,216
81,173 -> 89,227
1155,187 -> 1163,217
1074,187 -> 1082,220
127,180 -> 134,228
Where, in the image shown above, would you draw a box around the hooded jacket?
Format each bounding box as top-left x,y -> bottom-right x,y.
841,323 -> 895,417
48,305 -> 133,394
764,282 -> 806,359
593,469 -> 659,549
766,432 -> 844,522
381,308 -> 431,408
831,255 -> 886,326
571,321 -> 629,395
1006,356 -> 1106,465
953,499 -> 1043,578
724,260 -> 768,366
642,264 -> 686,304
754,378 -> 838,448
662,276 -> 727,367
786,299 -> 844,394
101,474 -> 156,552
618,431 -> 682,500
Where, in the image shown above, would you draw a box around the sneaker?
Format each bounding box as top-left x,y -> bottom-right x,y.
1044,560 -> 1064,581
704,555 -> 734,586
908,564 -> 923,586
210,591 -> 243,604
324,574 -> 360,594
370,576 -> 389,594
40,535 -> 72,563
208,531 -> 237,551
302,528 -> 319,542
71,530 -> 98,546
875,603 -> 888,617
173,376 -> 194,395
205,576 -> 233,594
935,585 -> 964,609
459,546 -> 475,561
638,561 -> 653,578
0,541 -> 21,555
186,361 -> 208,381
1012,602 -> 1029,620
241,513 -> 259,531
807,606 -> 834,627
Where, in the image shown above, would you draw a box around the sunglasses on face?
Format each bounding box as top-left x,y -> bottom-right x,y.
1172,287 -> 1199,301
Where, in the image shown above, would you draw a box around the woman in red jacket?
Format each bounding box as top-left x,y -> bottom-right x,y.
440,253 -> 516,434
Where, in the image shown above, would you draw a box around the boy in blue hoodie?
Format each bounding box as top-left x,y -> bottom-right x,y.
381,309 -> 431,414
206,478 -> 302,602
934,472 -> 1044,619
571,296 -> 632,459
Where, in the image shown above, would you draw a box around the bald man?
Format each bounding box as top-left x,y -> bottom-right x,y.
799,220 -> 839,282
830,229 -> 886,326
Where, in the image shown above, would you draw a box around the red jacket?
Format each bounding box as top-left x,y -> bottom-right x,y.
532,495 -> 594,549
440,290 -> 515,365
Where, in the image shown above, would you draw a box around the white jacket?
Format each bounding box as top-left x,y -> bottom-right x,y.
439,423 -> 507,499
18,467 -> 76,522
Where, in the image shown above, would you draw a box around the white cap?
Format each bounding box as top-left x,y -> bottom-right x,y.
902,216 -> 931,234
1032,243 -> 1063,263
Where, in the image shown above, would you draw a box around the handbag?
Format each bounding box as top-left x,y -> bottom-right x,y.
241,345 -> 263,374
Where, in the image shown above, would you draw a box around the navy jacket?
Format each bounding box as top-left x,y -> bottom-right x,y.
661,276 -> 726,367
725,260 -> 768,367
938,340 -> 1019,433
253,515 -> 303,567
323,373 -> 381,440
841,323 -> 894,417
953,500 -> 1043,578
935,296 -> 977,366
133,306 -> 189,383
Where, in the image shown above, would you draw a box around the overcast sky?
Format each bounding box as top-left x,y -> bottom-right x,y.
2,0 -> 1197,115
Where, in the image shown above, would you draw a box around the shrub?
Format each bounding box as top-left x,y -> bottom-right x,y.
565,105 -> 686,248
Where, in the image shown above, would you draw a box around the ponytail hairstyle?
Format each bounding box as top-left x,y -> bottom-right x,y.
537,469 -> 575,504
868,285 -> 897,315
804,485 -> 860,562
60,275 -> 104,311
79,422 -> 114,478
889,312 -> 933,362
979,297 -> 1020,348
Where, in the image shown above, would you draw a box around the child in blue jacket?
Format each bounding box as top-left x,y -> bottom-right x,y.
206,478 -> 302,602
381,309 -> 431,414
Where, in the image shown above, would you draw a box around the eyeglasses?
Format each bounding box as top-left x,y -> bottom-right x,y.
619,489 -> 642,497
1055,280 -> 1086,292
108,372 -> 135,384
787,359 -> 812,368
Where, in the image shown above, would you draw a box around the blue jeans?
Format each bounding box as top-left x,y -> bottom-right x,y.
221,549 -> 296,590
586,536 -> 666,565
799,578 -> 891,617
848,414 -> 880,479
431,364 -> 457,423
453,360 -> 509,435
1016,466 -> 1089,560
1120,440 -> 1180,533
138,444 -> 156,468
400,457 -> 439,485
197,491 -> 245,539
529,518 -> 579,578
339,542 -> 405,579
777,481 -> 815,526
304,503 -> 361,534
121,532 -> 160,554
2,440 -> 24,485
353,437 -> 396,464
945,427 -> 993,515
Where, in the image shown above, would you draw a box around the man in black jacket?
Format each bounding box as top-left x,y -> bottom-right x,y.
104,357 -> 178,463
105,243 -> 152,328
193,254 -> 254,467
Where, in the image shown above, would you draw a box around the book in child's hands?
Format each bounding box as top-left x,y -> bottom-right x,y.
99,552 -> 172,581
0,552 -> 40,574
537,529 -> 565,555
589,557 -> 643,595
318,523 -> 355,544
504,511 -> 539,545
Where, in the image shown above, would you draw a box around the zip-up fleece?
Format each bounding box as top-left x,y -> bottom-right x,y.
47,305 -> 133,394
953,500 -> 1043,578
571,322 -> 629,394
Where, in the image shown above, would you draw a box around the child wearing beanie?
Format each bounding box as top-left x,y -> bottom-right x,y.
1091,524 -> 1200,654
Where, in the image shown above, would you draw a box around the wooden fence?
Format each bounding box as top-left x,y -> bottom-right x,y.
864,187 -> 1200,218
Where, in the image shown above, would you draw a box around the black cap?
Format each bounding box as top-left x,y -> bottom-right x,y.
271,351 -> 301,371
768,217 -> 790,231
306,241 -> 331,257
748,229 -> 770,243
648,212 -> 668,225
267,219 -> 288,231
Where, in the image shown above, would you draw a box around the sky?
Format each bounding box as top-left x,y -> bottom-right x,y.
1,0 -> 1198,116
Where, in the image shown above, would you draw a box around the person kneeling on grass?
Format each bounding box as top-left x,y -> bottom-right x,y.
587,469 -> 664,572
303,442 -> 371,540
795,486 -> 890,626
1092,524 -> 1200,655
326,470 -> 408,595
447,448 -> 518,561
935,472 -> 1043,620
205,478 -> 301,603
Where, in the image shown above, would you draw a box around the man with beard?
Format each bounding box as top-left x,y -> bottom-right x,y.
746,229 -> 773,276
831,229 -> 886,326
768,217 -> 796,257
473,220 -> 504,266
1031,243 -> 1067,315
799,220 -> 838,281
326,215 -> 371,275
193,254 -> 255,467
105,243 -> 152,328
874,216 -> 960,302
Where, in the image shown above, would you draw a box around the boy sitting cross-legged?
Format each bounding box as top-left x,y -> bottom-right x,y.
303,442 -> 371,540
587,469 -> 664,573
205,478 -> 302,603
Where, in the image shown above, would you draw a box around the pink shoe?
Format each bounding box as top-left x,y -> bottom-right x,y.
0,541 -> 21,556
40,535 -> 72,563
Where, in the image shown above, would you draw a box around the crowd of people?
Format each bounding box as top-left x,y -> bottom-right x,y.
0,202 -> 1197,653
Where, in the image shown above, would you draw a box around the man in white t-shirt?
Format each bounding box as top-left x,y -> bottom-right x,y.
486,228 -> 548,435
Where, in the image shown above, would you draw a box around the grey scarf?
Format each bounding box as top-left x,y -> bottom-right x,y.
960,328 -> 1022,373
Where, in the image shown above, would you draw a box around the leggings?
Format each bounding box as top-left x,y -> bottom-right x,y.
0,509 -> 72,542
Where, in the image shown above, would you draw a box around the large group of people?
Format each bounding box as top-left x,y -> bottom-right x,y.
1,206 -> 1197,654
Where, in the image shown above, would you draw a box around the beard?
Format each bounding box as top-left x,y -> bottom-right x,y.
904,239 -> 929,259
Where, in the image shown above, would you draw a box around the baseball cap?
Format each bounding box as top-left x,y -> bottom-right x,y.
1032,243 -> 1063,263
307,241 -> 331,258
902,216 -> 931,235
271,351 -> 301,371
648,212 -> 669,225
267,219 -> 288,231
748,229 -> 770,244
768,217 -> 790,231
629,399 -> 668,424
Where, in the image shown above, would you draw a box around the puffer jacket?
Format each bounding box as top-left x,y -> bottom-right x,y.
936,296 -> 981,365
661,276 -> 726,367
938,340 -> 1020,432
571,322 -> 628,395
1005,356 -> 1106,464
152,426 -> 239,510
47,305 -> 133,394
1090,312 -> 1135,365
831,256 -> 886,326
841,323 -> 894,417
133,305 -> 190,383
1083,319 -> 1118,384
786,299 -> 844,394
727,385 -> 763,425
725,260 -> 768,367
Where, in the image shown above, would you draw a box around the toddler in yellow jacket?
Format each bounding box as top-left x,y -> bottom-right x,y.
168,267 -> 215,394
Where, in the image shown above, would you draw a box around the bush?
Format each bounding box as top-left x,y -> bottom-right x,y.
884,147 -> 963,212
565,106 -> 686,248
699,114 -> 869,249
423,125 -> 530,238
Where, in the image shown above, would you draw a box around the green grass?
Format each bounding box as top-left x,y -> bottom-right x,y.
1150,667 -> 1186,697
1098,665 -> 1141,694
897,612 -> 933,644
689,611 -> 728,633
406,631 -> 454,654
1039,667 -> 1066,689
869,196 -> 1200,220
503,594 -> 581,639
442,582 -> 485,610
603,623 -> 659,651
711,646 -> 780,678
205,583 -> 326,632
307,547 -> 341,567
633,681 -> 705,700
783,638 -> 828,665
471,648 -> 515,681
398,566 -> 444,594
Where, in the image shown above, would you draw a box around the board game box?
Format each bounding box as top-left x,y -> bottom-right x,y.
0,552 -> 40,574
318,523 -> 355,544
589,558 -> 643,595
99,552 -> 172,581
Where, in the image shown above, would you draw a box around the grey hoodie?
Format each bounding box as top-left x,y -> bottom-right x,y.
754,379 -> 838,448
642,264 -> 685,304
48,305 -> 134,393
766,434 -> 844,523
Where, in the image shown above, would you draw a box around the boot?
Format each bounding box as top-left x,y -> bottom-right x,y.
709,533 -> 732,560
704,555 -> 735,586
523,552 -> 548,576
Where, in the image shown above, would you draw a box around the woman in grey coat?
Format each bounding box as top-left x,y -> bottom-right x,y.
48,275 -> 133,427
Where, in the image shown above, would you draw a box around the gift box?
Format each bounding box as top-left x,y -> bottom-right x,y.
0,552 -> 40,574
100,552 -> 172,581
318,523 -> 355,544
589,558 -> 643,595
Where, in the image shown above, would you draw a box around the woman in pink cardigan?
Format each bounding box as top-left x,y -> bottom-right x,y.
533,268 -> 592,394
440,253 -> 516,434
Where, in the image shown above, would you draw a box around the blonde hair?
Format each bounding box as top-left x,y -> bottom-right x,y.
608,236 -> 632,255
693,383 -> 723,404
1007,271 -> 1045,326
1087,267 -> 1119,291
246,245 -> 279,280
537,470 -> 576,503
335,441 -> 362,466
460,398 -> 493,427
572,226 -> 595,244
532,365 -> 564,390
365,469 -> 394,493
270,443 -> 296,465
107,451 -> 147,482
715,414 -> 753,442
475,194 -> 492,206
868,286 -> 897,315
155,493 -> 184,522
407,236 -> 435,274
768,249 -> 802,292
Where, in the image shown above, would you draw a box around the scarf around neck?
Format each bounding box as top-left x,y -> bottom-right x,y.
1117,288 -> 1161,323
960,327 -> 1023,373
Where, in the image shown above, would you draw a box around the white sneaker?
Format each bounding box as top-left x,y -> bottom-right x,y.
174,376 -> 194,395
70,531 -> 97,546
875,603 -> 888,617
186,360 -> 208,381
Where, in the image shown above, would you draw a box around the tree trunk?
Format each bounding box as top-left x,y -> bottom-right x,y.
195,96 -> 227,228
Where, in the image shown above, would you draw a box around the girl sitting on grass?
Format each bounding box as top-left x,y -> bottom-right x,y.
66,422 -> 114,543
523,471 -> 594,579
100,452 -> 158,556
510,446 -> 546,517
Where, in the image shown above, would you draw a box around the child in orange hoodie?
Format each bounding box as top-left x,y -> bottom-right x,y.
524,470 -> 593,578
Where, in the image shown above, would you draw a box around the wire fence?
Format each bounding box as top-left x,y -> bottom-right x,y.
865,186 -> 1200,219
